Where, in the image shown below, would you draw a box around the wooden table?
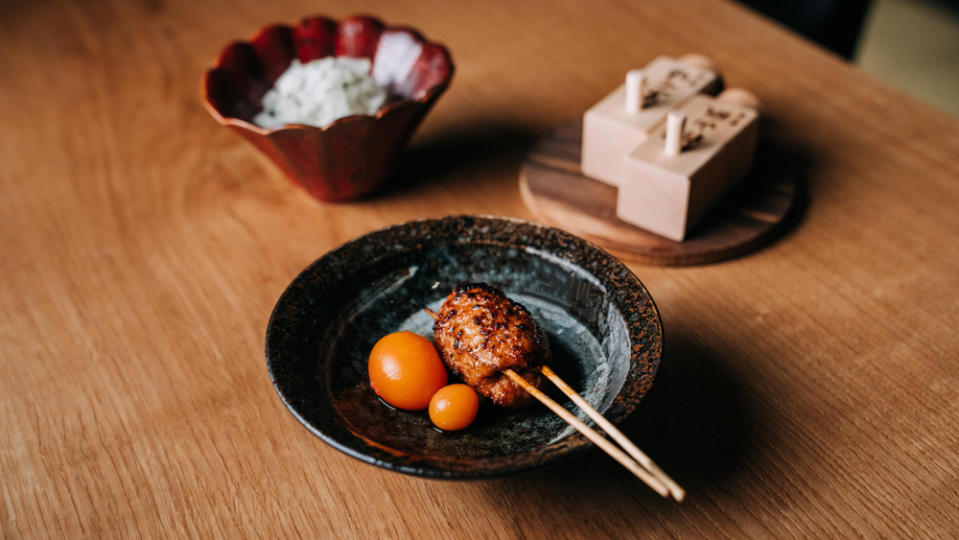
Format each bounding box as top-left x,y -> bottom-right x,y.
3,0 -> 958,537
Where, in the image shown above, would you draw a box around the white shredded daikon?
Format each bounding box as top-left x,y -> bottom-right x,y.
254,57 -> 388,129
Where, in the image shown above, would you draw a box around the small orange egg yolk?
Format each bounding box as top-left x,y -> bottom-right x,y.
429,384 -> 479,431
368,331 -> 447,410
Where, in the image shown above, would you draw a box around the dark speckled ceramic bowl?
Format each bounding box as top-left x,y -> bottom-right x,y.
265,215 -> 663,478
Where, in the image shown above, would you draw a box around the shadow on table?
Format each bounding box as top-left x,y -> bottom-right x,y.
479,324 -> 763,515
756,125 -> 815,250
374,120 -> 539,199
691,132 -> 814,261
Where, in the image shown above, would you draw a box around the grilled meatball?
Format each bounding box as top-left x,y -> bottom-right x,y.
432,283 -> 550,409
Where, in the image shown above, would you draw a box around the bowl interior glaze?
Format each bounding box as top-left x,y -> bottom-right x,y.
265,216 -> 663,478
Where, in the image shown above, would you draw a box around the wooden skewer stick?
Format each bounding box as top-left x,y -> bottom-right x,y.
540,366 -> 685,501
502,368 -> 669,498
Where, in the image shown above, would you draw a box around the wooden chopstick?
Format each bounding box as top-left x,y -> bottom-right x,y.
503,369 -> 670,498
540,366 -> 685,501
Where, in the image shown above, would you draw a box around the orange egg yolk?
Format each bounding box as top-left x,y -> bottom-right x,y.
428,384 -> 479,431
368,331 -> 447,410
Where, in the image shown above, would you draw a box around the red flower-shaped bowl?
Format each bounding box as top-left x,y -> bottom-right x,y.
202,15 -> 453,202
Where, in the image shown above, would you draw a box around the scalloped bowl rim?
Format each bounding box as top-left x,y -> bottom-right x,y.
202,17 -> 454,136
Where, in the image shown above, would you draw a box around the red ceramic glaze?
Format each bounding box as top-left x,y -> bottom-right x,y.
202,15 -> 454,202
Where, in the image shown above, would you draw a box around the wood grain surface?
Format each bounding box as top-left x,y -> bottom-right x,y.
2,0 -> 959,537
520,123 -> 800,266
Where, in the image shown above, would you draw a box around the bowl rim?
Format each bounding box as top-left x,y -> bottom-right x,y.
201,14 -> 454,136
264,215 -> 665,479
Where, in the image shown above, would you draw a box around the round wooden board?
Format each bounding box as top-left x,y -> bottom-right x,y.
519,121 -> 801,266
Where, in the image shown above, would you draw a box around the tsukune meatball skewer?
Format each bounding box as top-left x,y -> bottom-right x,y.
430,283 -> 549,409
426,283 -> 683,501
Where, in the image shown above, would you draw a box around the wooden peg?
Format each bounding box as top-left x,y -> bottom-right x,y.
664,111 -> 685,156
717,88 -> 761,110
625,70 -> 646,114
677,53 -> 718,72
